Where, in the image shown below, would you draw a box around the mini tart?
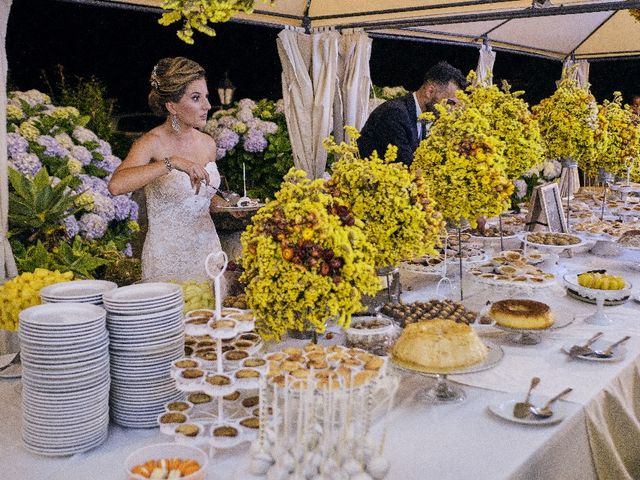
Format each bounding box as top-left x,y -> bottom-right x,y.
214,320 -> 236,329
235,368 -> 260,379
242,396 -> 260,408
174,359 -> 198,369
167,401 -> 191,412
160,412 -> 186,424
195,349 -> 217,361
188,309 -> 214,319
240,417 -> 260,429
213,425 -> 238,437
240,333 -> 261,342
181,368 -> 204,379
229,312 -> 254,322
223,391 -> 241,401
224,350 -> 249,361
188,392 -> 212,404
185,316 -> 209,325
196,340 -> 215,348
175,424 -> 200,437
206,374 -> 232,386
234,340 -> 255,349
243,358 -> 266,368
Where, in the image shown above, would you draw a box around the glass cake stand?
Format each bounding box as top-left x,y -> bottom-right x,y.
563,273 -> 632,325
494,314 -> 575,345
391,341 -> 503,404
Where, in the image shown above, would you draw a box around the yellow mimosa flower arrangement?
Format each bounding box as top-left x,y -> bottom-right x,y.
324,127 -> 444,269
412,99 -> 514,228
465,75 -> 545,180
532,77 -> 598,166
591,92 -> 640,180
240,168 -> 380,341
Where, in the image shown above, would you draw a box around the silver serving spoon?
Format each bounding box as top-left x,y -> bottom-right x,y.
529,387 -> 573,418
513,376 -> 540,418
568,331 -> 604,358
585,336 -> 631,358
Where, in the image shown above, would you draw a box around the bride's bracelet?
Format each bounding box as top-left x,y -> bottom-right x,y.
163,157 -> 173,172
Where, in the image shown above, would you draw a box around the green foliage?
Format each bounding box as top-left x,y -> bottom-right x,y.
44,65 -> 116,142
8,167 -> 80,244
92,242 -> 142,285
11,237 -> 109,279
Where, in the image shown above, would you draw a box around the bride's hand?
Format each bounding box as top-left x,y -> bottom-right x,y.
170,156 -> 210,194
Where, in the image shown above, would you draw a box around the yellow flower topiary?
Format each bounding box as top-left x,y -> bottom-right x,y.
532,77 -> 598,166
464,75 -> 545,180
241,168 -> 380,341
324,127 -> 444,268
591,92 -> 640,180
412,101 -> 514,227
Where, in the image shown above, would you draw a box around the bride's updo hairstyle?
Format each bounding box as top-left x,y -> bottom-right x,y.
148,57 -> 206,116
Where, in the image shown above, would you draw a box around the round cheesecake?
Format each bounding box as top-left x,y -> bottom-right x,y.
391,319 -> 488,370
489,299 -> 553,329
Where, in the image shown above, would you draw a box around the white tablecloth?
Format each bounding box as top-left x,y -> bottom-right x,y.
1,247 -> 640,479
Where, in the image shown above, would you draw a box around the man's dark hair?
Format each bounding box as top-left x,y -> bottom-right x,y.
423,61 -> 467,89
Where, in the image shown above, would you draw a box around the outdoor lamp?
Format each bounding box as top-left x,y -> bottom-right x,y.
217,72 -> 235,108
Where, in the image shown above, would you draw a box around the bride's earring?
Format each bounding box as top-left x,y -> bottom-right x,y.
171,114 -> 181,133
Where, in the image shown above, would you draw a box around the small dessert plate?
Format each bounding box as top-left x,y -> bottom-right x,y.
561,341 -> 626,362
488,397 -> 567,425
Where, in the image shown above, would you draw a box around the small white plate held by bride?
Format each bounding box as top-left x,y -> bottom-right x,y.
488,395 -> 568,425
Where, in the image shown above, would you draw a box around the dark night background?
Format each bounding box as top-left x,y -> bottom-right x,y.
6,0 -> 640,117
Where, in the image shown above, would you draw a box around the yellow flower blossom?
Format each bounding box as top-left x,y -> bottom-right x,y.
532,77 -> 597,166
18,120 -> 40,141
241,168 -> 380,341
67,158 -> 82,175
6,105 -> 23,122
324,129 -> 443,268
412,99 -> 513,227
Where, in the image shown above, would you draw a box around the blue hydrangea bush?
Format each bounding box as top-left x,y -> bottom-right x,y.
6,90 -> 140,275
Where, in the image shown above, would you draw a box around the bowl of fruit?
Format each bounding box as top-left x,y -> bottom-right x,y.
125,442 -> 208,479
564,270 -> 632,324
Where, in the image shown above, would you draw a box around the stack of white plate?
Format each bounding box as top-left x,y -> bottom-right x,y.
103,283 -> 185,428
40,279 -> 117,305
19,303 -> 110,456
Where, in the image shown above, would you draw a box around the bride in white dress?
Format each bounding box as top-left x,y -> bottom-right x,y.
109,57 -> 229,281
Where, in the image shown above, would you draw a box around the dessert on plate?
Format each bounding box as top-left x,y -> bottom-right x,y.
391,319 -> 488,370
489,299 -> 554,329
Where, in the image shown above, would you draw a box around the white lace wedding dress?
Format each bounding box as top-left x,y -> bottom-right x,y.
142,162 -> 222,282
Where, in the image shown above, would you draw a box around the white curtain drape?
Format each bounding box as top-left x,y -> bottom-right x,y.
561,57 -> 590,89
333,29 -> 372,144
0,0 -> 16,282
277,28 -> 339,179
474,43 -> 496,87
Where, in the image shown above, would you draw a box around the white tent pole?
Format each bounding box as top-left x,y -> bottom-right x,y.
0,0 -> 17,282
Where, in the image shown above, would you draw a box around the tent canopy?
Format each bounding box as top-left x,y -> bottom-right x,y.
107,0 -> 640,60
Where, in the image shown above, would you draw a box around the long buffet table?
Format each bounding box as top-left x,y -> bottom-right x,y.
1,246 -> 640,479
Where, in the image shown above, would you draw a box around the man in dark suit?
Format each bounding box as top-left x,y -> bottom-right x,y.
357,61 -> 467,167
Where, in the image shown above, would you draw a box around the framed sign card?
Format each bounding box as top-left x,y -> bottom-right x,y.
525,183 -> 568,233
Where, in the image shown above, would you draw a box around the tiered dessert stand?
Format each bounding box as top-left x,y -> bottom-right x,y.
161,251 -> 264,450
